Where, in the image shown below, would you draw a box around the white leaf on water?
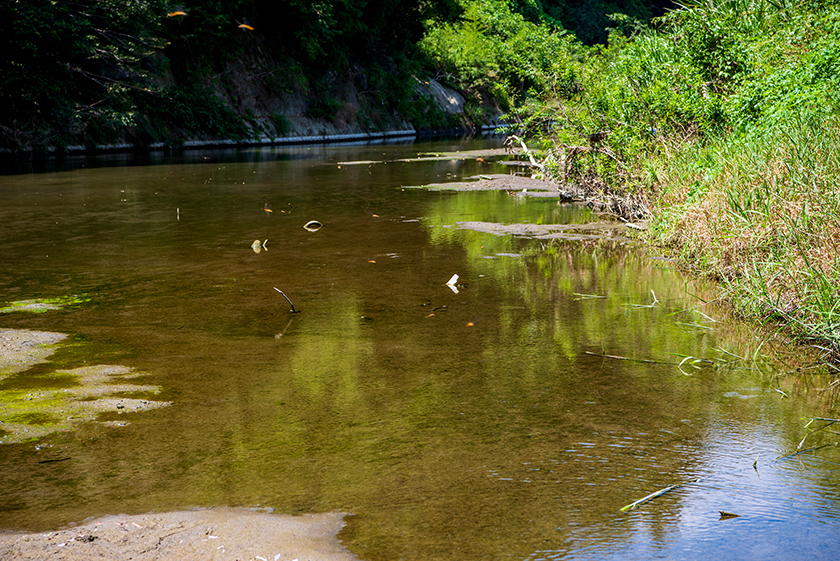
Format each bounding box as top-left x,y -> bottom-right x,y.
446,274 -> 460,293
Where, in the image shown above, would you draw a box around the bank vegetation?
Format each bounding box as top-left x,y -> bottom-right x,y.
462,0 -> 837,364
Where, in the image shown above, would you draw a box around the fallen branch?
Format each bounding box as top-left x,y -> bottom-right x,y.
504,135 -> 544,170
584,350 -> 669,365
776,443 -> 836,461
796,418 -> 840,450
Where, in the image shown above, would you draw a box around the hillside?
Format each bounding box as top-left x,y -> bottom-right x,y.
0,0 -> 667,154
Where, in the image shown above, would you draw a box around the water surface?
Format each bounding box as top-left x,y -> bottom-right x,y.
1,140 -> 838,560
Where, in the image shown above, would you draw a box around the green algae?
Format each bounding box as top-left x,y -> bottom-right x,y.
0,295 -> 90,314
0,364 -> 171,444
0,328 -> 170,444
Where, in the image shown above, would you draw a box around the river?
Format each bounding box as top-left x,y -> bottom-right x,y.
1,139 -> 838,560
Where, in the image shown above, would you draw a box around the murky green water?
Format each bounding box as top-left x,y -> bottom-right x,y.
1,140 -> 839,560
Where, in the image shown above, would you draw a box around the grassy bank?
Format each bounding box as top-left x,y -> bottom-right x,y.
517,0 -> 840,360
649,120 -> 840,358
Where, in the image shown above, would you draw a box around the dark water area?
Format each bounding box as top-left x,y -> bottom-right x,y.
1,139 -> 839,560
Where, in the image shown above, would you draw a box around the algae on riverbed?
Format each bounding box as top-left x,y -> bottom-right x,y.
0,329 -> 170,444
0,296 -> 90,314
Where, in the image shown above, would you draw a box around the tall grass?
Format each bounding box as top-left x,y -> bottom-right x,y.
649,119 -> 840,353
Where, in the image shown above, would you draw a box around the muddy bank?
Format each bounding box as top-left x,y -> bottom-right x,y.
404,168 -> 646,240
407,172 -> 563,193
455,219 -> 635,241
0,508 -> 359,561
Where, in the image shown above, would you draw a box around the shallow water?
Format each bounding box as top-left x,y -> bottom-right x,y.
1,140 -> 839,560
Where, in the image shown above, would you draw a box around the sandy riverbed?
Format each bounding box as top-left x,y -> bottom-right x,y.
0,508 -> 359,561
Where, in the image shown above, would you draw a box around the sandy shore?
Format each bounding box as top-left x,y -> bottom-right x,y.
0,507 -> 359,561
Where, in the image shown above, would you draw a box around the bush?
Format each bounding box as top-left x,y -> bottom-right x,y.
134,84 -> 252,142
269,112 -> 292,135
419,0 -> 583,103
304,98 -> 343,121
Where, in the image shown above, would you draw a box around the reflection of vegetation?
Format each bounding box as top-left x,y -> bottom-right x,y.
289,296 -> 371,407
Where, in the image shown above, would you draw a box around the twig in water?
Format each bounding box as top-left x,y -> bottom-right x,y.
713,346 -> 745,360
797,418 -> 839,450
274,287 -> 300,313
625,289 -> 659,308
620,478 -> 702,512
776,443 -> 836,461
573,293 -> 606,300
584,350 -> 670,364
678,355 -> 704,376
275,317 -> 295,339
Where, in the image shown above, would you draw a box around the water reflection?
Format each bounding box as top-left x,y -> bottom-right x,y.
0,141 -> 838,560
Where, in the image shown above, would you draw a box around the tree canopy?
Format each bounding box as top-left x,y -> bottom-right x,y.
0,0 -> 671,151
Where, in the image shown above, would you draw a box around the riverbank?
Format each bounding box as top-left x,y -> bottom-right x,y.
8,123 -> 505,158
643,123 -> 840,365
534,128 -> 840,368
519,0 -> 840,366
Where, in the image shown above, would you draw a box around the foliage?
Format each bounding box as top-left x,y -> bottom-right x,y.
650,118 -> 840,350
520,1 -> 840,186
0,0 -> 456,149
269,112 -> 292,135
526,0 -> 840,352
541,0 -> 666,45
419,0 -> 583,103
304,98 -> 344,121
135,84 -> 254,142
0,0 -> 688,150
0,0 -> 166,150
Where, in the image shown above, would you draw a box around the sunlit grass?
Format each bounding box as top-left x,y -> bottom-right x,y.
648,119 -> 840,354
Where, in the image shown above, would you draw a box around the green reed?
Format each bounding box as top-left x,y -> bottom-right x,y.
649,118 -> 840,353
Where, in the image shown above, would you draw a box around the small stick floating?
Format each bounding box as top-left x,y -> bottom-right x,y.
274,287 -> 300,313
620,478 -> 702,512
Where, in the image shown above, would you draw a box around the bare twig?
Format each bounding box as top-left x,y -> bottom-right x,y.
273,287 -> 300,313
